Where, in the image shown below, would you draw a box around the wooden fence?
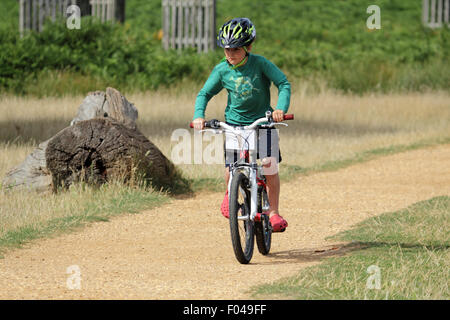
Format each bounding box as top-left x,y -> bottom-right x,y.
19,0 -> 76,34
18,0 -> 125,36
423,0 -> 450,28
162,0 -> 216,53
90,0 -> 118,23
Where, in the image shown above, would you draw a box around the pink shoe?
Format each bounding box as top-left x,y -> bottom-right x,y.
220,190 -> 229,219
270,214 -> 288,232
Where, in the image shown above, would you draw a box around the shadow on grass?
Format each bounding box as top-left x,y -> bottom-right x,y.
252,240 -> 449,266
252,242 -> 367,265
348,241 -> 450,251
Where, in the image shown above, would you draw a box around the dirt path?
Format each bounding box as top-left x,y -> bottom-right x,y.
0,145 -> 449,299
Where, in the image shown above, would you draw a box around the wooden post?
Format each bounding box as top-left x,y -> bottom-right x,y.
19,0 -> 24,37
24,0 -> 28,31
177,0 -> 182,51
211,0 -> 216,50
431,0 -> 436,26
38,0 -> 44,32
445,0 -> 449,24
103,0 -> 108,22
189,0 -> 195,48
51,0 -> 56,20
161,0 -> 216,52
203,0 -> 208,53
162,0 -> 169,50
171,0 -> 176,49
183,0 -> 187,49
32,0 -> 37,31
437,0 -> 443,26
196,0 -> 202,52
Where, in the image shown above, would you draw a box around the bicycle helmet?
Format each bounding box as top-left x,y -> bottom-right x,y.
217,18 -> 256,48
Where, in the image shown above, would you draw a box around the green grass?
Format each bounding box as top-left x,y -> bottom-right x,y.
252,196 -> 450,300
328,196 -> 449,248
0,0 -> 448,95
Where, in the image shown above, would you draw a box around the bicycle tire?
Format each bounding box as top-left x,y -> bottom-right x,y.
255,185 -> 272,255
229,171 -> 254,264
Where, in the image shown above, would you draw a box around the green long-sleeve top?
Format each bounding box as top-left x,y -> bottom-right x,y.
193,53 -> 291,125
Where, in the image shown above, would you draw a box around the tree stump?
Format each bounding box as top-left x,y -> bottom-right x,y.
45,118 -> 187,193
2,87 -> 189,194
2,140 -> 52,192
70,87 -> 138,130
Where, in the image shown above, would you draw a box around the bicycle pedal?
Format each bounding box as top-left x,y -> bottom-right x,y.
255,212 -> 269,222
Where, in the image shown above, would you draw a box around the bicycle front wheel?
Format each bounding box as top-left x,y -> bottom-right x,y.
229,171 -> 254,264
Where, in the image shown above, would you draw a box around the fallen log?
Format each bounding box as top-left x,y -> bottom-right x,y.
46,118 -> 186,193
2,87 -> 189,194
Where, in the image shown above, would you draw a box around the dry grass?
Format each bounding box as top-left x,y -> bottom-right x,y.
1,87 -> 449,181
132,87 -> 450,179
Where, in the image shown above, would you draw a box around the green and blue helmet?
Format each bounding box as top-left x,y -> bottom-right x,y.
217,18 -> 256,48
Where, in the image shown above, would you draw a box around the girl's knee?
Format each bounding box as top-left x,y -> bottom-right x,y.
262,157 -> 279,175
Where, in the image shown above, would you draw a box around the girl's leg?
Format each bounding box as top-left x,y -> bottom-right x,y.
262,157 -> 280,218
225,166 -> 230,185
265,171 -> 280,218
220,166 -> 231,218
263,157 -> 288,231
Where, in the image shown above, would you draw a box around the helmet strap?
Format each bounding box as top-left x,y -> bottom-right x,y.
230,46 -> 249,70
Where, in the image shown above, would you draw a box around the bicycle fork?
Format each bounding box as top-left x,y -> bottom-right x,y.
228,166 -> 259,222
249,166 -> 258,221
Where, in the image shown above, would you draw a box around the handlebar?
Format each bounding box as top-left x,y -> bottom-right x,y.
189,113 -> 294,129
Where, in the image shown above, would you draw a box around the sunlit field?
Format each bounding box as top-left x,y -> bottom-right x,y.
1,86 -> 449,181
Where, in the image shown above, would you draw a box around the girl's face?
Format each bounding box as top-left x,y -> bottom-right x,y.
224,47 -> 247,65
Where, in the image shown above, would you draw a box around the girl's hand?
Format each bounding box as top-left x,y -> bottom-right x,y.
193,118 -> 205,130
272,110 -> 285,122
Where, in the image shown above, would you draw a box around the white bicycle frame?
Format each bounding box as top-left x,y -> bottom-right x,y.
200,112 -> 288,222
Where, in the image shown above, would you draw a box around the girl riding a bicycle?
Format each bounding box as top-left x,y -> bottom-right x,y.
192,17 -> 290,232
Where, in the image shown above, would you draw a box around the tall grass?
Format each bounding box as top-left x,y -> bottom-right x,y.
2,87 -> 449,180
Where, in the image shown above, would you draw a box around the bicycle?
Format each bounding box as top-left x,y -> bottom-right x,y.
191,111 -> 294,264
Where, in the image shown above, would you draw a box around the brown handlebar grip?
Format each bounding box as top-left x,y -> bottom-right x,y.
189,122 -> 194,128
283,114 -> 294,120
